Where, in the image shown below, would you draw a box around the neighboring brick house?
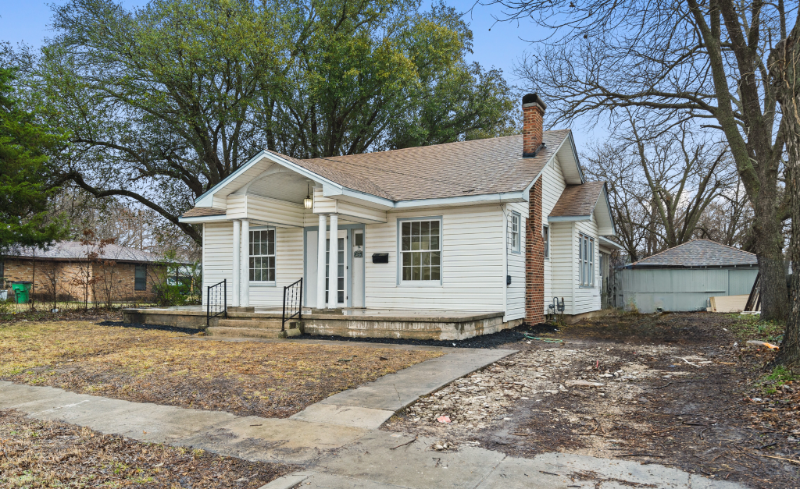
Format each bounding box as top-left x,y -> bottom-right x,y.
1,242 -> 170,303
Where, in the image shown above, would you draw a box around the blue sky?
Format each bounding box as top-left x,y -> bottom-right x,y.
0,0 -> 597,147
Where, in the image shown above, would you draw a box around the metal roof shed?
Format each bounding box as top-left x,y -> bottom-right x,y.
616,240 -> 758,313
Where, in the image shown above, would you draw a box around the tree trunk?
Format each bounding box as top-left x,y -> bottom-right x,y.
755,200 -> 790,322
770,25 -> 800,367
777,97 -> 800,367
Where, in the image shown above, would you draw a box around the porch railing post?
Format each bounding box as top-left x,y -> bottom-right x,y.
299,278 -> 303,320
223,279 -> 227,318
206,284 -> 211,328
282,284 -> 287,332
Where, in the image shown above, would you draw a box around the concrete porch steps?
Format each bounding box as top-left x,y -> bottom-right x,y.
209,318 -> 304,339
217,318 -> 283,329
205,326 -> 284,339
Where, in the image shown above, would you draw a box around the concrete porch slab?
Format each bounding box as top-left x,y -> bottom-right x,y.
122,306 -> 521,340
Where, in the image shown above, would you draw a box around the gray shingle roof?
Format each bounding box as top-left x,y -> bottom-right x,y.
268,131 -> 571,202
4,241 -> 167,264
182,207 -> 226,218
627,239 -> 758,268
549,182 -> 606,217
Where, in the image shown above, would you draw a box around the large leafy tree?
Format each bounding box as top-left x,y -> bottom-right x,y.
28,0 -> 515,244
0,64 -> 68,253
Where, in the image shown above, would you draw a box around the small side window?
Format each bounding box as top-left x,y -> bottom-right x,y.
543,225 -> 550,259
510,212 -> 521,253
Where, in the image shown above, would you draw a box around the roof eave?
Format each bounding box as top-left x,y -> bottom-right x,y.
598,236 -> 624,250
178,215 -> 229,224
548,215 -> 592,222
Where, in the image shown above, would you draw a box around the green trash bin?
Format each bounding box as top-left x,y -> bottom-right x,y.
11,281 -> 32,304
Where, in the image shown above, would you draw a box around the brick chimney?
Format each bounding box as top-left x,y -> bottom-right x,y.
522,93 -> 547,157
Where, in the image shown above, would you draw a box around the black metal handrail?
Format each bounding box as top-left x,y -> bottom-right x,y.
282,278 -> 303,332
206,279 -> 227,327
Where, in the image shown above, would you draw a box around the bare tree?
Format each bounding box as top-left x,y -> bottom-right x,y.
585,119 -> 743,260
491,0 -> 793,320
39,263 -> 59,312
769,14 -> 800,365
49,187 -> 201,261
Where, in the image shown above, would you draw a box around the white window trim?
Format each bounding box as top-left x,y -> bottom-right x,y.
543,224 -> 550,259
397,216 -> 443,286
579,233 -> 595,287
510,212 -> 521,254
249,226 -> 276,286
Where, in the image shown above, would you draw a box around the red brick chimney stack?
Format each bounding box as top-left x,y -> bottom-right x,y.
522,93 -> 547,157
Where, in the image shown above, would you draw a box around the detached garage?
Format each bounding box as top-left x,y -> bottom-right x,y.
616,239 -> 758,313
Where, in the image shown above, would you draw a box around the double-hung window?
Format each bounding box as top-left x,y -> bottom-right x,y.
543,225 -> 550,259
400,218 -> 441,282
579,233 -> 595,286
134,264 -> 147,291
510,212 -> 521,253
250,228 -> 276,283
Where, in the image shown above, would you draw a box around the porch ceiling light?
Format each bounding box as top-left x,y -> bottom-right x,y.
304,183 -> 313,209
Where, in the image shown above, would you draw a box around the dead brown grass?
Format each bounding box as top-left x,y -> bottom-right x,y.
0,321 -> 442,418
0,409 -> 294,488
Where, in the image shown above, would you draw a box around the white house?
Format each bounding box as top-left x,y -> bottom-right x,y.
178,93 -> 619,336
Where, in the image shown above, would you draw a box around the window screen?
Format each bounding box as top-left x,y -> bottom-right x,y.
400,219 -> 441,281
134,264 -> 147,291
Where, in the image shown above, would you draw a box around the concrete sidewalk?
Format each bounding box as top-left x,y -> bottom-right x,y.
275,431 -> 743,489
291,348 -> 514,429
0,345 -> 745,489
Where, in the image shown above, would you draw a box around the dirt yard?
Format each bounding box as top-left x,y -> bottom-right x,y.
0,320 -> 441,418
385,312 -> 799,489
0,409 -> 294,488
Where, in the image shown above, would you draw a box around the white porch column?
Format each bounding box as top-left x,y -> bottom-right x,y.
328,213 -> 339,309
232,220 -> 241,307
316,214 -> 328,310
240,219 -> 250,307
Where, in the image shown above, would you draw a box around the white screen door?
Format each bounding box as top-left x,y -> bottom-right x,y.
352,230 -> 365,307
325,230 -> 348,306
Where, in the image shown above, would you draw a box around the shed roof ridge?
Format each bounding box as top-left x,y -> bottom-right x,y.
629,239 -> 755,267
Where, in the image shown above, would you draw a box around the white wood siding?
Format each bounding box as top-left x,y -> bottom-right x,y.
202,222 -> 304,307
363,205 -> 505,311
203,222 -> 235,305
573,217 -> 602,314
227,194 -> 304,227
542,155 -> 567,313
549,222 -> 574,314
249,226 -> 304,307
504,202 -> 528,321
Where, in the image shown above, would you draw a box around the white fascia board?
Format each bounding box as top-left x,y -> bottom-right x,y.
194,151 -> 339,208
599,236 -> 624,250
393,191 -> 527,209
567,131 -> 587,184
548,215 -> 591,222
178,215 -> 229,224
324,185 -> 394,208
600,184 -> 617,234
194,150 -> 268,208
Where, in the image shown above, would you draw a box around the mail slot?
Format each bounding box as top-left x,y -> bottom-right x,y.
372,253 -> 389,264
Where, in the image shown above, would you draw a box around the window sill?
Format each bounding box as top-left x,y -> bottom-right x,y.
250,282 -> 276,287
397,281 -> 443,288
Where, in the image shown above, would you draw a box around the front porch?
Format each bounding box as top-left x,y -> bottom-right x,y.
121,306 -> 520,341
